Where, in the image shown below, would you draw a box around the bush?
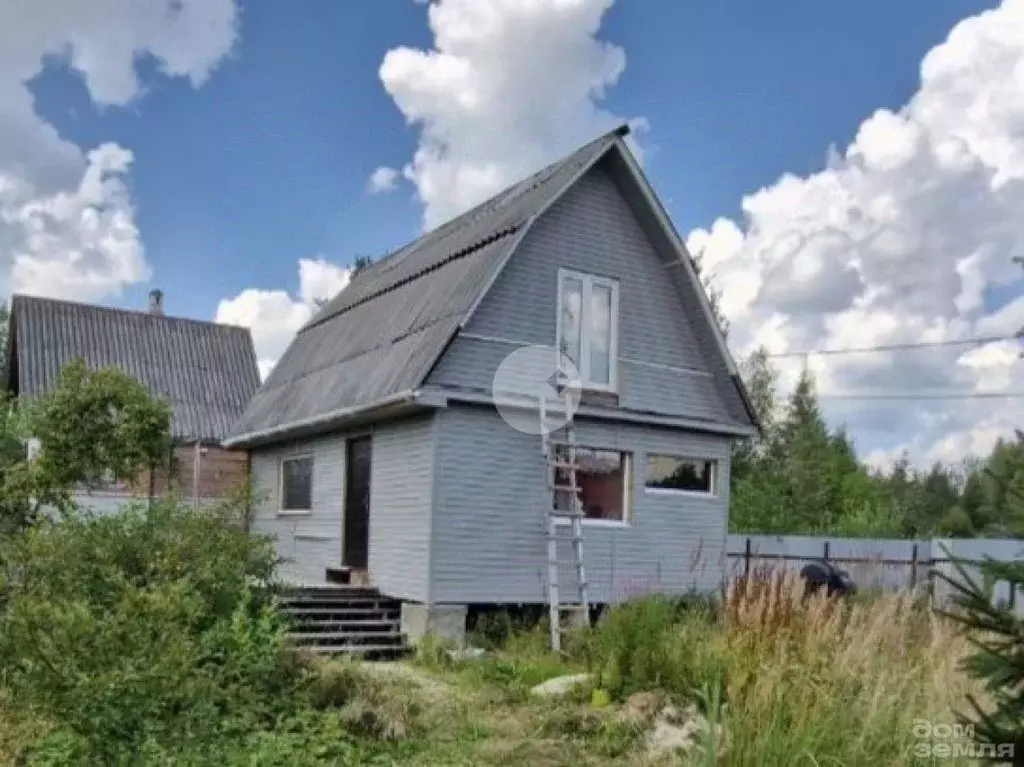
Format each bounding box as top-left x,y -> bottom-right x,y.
0,498 -> 309,763
571,596 -> 720,701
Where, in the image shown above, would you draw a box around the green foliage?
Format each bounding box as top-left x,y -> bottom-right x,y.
572,596 -> 721,701
0,359 -> 171,530
351,254 -> 375,276
690,247 -> 729,339
940,556 -> 1024,761
730,348 -> 1024,538
0,499 -> 316,764
28,358 -> 171,493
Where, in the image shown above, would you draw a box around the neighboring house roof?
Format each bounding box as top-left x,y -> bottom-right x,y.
5,294 -> 260,444
227,124 -> 757,447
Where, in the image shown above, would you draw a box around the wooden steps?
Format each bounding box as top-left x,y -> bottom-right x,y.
279,586 -> 408,659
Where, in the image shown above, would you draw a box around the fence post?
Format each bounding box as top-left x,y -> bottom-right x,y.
744,537 -> 752,580
823,541 -> 830,562
910,543 -> 918,591
1010,581 -> 1017,612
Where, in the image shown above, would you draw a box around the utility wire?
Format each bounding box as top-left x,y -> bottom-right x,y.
764,333 -> 1020,359
818,392 -> 1024,401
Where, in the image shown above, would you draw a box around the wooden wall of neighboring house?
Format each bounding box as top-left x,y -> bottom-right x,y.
108,443 -> 249,502
170,444 -> 249,501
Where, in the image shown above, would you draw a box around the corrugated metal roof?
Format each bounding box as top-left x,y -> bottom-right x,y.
9,294 -> 260,443
228,129 -> 622,444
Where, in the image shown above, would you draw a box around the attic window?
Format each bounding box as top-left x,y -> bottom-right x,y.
557,269 -> 619,391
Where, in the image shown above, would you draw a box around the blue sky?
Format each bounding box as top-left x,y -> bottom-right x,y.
3,0 -> 1022,465
28,0 -> 994,317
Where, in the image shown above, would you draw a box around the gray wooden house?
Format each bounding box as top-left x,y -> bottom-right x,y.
225,125 -> 757,638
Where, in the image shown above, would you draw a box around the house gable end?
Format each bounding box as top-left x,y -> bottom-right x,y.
428,153 -> 751,430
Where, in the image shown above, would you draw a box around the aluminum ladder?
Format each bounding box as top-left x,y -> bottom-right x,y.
540,388 -> 591,652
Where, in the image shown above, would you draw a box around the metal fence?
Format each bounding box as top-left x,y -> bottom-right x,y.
726,534 -> 1024,614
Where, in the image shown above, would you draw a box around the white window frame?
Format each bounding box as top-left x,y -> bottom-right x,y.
644,454 -> 717,498
556,268 -> 620,392
278,454 -> 315,515
552,446 -> 632,528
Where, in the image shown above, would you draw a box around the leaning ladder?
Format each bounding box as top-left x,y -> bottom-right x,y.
540,389 -> 591,652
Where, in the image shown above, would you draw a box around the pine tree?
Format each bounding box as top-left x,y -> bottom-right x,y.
731,346 -> 778,480
940,557 -> 1024,761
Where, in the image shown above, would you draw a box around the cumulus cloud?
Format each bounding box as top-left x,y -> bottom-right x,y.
686,0 -> 1024,466
377,0 -> 637,227
367,166 -> 400,194
215,258 -> 352,379
0,0 -> 238,301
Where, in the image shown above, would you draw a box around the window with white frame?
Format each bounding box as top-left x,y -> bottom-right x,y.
557,269 -> 619,390
280,455 -> 314,512
553,446 -> 632,523
645,455 -> 716,495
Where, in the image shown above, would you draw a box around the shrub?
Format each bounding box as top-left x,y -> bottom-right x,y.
0,498 -> 304,763
940,556 -> 1024,761
572,595 -> 720,700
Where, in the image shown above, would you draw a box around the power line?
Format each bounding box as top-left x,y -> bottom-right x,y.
818,392 -> 1024,401
764,333 -> 1020,359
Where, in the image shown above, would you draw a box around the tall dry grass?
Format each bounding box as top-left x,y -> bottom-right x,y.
714,571 -> 981,765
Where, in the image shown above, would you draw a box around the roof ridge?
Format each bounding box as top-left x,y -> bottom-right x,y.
306,128 -> 625,333
11,293 -> 252,333
343,126 -> 629,285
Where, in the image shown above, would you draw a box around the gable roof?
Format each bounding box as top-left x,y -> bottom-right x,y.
7,294 -> 260,444
226,125 -> 756,447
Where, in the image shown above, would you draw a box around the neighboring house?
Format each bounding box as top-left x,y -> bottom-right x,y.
5,291 -> 260,512
225,125 -> 758,638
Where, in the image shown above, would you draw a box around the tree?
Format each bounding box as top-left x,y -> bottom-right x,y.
731,346 -> 779,481
690,248 -> 729,339
940,557 -> 1024,761
351,254 -> 375,276
0,359 -> 171,529
0,299 -> 8,374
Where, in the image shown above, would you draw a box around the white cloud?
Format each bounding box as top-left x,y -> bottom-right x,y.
367,166 -> 401,194
377,0 -> 637,227
215,258 -> 352,379
0,0 -> 238,301
686,0 -> 1024,467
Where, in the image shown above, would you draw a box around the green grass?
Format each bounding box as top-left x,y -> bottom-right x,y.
3,581 -> 983,766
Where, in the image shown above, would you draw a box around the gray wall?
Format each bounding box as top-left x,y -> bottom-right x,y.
431,405 -> 732,604
368,415 -> 435,603
249,417 -> 436,598
250,432 -> 347,586
427,163 -> 733,425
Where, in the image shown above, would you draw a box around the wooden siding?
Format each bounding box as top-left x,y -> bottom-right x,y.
427,162 -> 733,424
368,415 -> 436,603
170,445 -> 249,499
68,443 -> 249,516
431,405 -> 732,604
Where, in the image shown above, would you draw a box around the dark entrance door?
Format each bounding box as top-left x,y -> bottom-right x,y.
343,436 -> 372,569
